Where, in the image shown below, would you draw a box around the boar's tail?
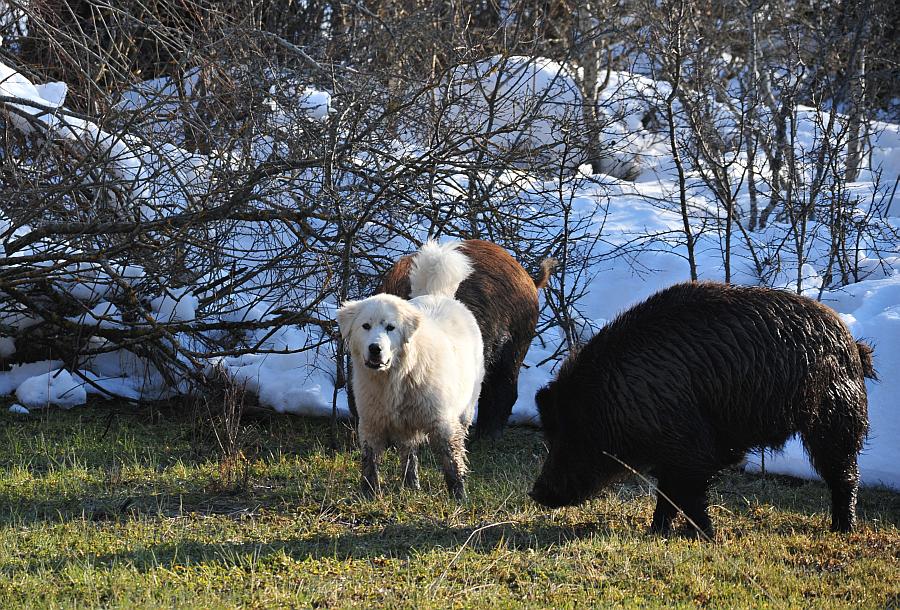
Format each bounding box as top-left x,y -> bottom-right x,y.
856,341 -> 877,380
533,258 -> 558,291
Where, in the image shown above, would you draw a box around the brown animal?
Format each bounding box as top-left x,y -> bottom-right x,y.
379,239 -> 555,439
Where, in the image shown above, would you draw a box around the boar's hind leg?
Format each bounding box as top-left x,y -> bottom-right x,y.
804,437 -> 860,533
800,392 -> 866,533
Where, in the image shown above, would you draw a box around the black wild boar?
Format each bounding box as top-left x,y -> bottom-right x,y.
530,281 -> 874,536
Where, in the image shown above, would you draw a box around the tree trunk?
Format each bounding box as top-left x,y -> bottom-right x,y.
845,45 -> 866,183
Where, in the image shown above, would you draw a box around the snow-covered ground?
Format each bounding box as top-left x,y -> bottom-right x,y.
2,54 -> 898,489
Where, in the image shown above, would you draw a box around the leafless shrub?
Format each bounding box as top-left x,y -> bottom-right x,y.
1,0 -> 896,413
190,364 -> 257,489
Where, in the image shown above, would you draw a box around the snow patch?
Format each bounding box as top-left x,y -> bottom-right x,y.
15,369 -> 87,409
150,288 -> 198,323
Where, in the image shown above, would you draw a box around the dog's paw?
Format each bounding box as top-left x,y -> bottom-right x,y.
448,482 -> 467,502
359,479 -> 380,499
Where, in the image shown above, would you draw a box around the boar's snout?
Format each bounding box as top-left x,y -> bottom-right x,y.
529,476 -> 567,508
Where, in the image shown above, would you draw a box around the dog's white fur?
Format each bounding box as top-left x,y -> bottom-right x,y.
337,241 -> 484,498
408,240 -> 474,298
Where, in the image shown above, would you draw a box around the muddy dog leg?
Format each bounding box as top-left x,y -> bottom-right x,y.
399,444 -> 420,490
358,426 -> 386,498
344,359 -> 359,427
431,426 -> 469,500
474,340 -> 519,440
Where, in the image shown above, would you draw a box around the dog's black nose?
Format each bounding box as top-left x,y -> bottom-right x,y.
368,343 -> 381,355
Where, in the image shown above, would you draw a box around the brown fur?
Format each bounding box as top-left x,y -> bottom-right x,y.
379,239 -> 554,438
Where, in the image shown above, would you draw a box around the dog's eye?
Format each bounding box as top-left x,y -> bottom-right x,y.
362,323 -> 371,330
385,325 -> 395,332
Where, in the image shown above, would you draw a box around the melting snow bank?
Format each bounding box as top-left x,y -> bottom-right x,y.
16,369 -> 86,409
0,50 -> 342,415
213,326 -> 349,417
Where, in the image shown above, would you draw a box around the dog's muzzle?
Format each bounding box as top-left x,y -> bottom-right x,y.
366,344 -> 389,369
364,357 -> 390,370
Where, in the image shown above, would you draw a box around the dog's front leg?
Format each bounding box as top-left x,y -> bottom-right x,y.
360,440 -> 384,498
431,428 -> 468,500
399,444 -> 420,490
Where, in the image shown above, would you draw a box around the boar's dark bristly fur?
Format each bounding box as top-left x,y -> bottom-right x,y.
530,282 -> 873,536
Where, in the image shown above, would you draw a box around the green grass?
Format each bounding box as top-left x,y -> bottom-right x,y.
0,400 -> 897,608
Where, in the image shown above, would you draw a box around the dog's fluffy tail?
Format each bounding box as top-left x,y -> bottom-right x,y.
409,240 -> 473,298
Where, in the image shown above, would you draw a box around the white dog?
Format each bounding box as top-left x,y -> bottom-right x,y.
337,241 -> 485,499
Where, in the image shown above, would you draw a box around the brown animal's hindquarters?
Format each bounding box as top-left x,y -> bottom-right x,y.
377,239 -> 548,439
379,256 -> 414,299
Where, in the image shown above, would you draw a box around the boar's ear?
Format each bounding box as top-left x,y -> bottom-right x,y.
535,385 -> 558,435
336,300 -> 362,341
535,385 -> 554,414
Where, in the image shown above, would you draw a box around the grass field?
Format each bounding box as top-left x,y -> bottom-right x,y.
1,399 -> 898,608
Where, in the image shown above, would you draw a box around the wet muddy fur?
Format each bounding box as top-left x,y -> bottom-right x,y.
380,240 -> 554,439
531,282 -> 874,536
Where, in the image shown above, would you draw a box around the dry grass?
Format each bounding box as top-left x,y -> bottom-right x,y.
0,398 -> 898,608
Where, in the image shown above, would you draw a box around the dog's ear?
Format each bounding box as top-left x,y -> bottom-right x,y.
399,306 -> 423,342
336,300 -> 361,341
